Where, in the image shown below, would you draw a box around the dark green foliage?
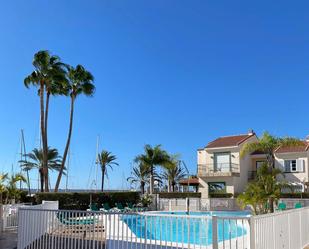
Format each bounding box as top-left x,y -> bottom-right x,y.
280,193 -> 309,198
35,192 -> 140,210
158,192 -> 201,199
209,192 -> 234,198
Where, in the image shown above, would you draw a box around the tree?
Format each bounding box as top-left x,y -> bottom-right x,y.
162,159 -> 186,192
19,148 -> 63,192
135,145 -> 171,194
5,173 -> 27,203
54,65 -> 95,192
0,173 -> 8,203
237,163 -> 285,214
24,50 -> 67,192
240,132 -> 303,213
97,150 -> 118,191
240,131 -> 303,168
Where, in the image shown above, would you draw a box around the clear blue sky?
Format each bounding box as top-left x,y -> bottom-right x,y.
0,1 -> 308,190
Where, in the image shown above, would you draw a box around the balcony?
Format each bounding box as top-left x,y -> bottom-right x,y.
198,163 -> 240,177
248,171 -> 257,181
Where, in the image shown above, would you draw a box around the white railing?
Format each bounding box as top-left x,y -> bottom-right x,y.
1,203 -> 33,230
159,198 -> 201,211
17,209 -> 250,249
251,206 -> 309,249
159,198 -> 239,212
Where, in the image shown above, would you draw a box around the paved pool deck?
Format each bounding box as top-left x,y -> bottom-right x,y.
0,230 -> 17,249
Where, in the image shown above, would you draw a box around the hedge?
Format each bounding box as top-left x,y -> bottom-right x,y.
35,192 -> 140,210
209,192 -> 233,198
158,192 -> 201,199
280,193 -> 309,199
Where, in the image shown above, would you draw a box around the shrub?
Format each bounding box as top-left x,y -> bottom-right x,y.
280,192 -> 309,199
158,192 -> 201,199
209,192 -> 233,198
35,191 -> 140,210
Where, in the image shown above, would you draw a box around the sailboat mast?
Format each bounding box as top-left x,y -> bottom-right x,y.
95,136 -> 100,192
21,129 -> 31,195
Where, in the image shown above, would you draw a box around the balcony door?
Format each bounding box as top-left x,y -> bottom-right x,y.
214,152 -> 231,172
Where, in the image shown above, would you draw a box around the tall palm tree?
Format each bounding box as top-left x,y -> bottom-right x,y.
97,150 -> 118,191
127,163 -> 150,194
19,148 -> 63,192
162,159 -> 187,192
0,173 -> 8,203
54,65 -> 95,192
135,145 -> 171,194
24,50 -> 67,192
240,132 -> 303,168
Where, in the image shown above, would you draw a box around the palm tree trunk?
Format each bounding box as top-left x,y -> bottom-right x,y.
39,169 -> 44,192
44,91 -> 50,192
141,181 -> 145,194
150,165 -> 154,194
101,166 -> 105,192
39,81 -> 48,192
55,96 -> 75,192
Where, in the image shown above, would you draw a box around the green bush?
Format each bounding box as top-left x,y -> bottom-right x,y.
209,192 -> 233,198
158,192 -> 201,199
280,192 -> 309,199
35,191 -> 140,210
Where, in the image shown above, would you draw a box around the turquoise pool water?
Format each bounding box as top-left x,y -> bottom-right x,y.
122,211 -> 250,246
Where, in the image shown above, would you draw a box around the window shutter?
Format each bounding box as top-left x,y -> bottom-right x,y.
296,159 -> 304,172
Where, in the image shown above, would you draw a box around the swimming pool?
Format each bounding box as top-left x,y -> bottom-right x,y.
122,211 -> 250,246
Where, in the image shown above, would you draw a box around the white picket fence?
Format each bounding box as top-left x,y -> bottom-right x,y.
16,205 -> 309,249
17,209 -> 251,249
250,206 -> 309,249
0,203 -> 33,231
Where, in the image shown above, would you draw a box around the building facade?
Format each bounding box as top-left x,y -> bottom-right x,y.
197,131 -> 309,198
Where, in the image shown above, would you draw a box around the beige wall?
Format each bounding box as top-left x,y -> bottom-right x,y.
198,135 -> 259,198
275,152 -> 309,183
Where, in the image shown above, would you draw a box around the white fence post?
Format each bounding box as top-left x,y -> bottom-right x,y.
212,215 -> 218,249
249,216 -> 256,249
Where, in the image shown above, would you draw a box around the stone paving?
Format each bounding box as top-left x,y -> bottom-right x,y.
0,230 -> 17,249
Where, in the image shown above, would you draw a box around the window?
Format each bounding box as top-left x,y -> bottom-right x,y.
208,182 -> 226,193
284,160 -> 297,172
256,161 -> 266,170
214,152 -> 231,172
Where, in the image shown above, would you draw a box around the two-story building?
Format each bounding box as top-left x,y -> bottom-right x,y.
197,131 -> 309,198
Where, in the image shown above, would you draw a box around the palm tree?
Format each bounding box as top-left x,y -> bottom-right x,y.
135,145 -> 171,194
6,173 -> 27,203
24,50 -> 67,192
240,132 -> 302,212
54,65 -> 95,192
0,173 -> 8,203
97,150 -> 118,191
162,159 -> 187,192
238,163 -> 284,214
19,147 -> 63,192
240,131 -> 303,168
127,163 -> 150,194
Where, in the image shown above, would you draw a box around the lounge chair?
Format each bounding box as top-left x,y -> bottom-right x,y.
100,203 -> 112,212
115,202 -> 125,212
277,202 -> 287,211
87,203 -> 99,211
57,212 -> 98,225
295,202 -> 302,209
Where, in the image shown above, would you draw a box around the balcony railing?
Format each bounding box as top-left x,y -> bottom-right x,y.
198,163 -> 240,177
248,171 -> 257,180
